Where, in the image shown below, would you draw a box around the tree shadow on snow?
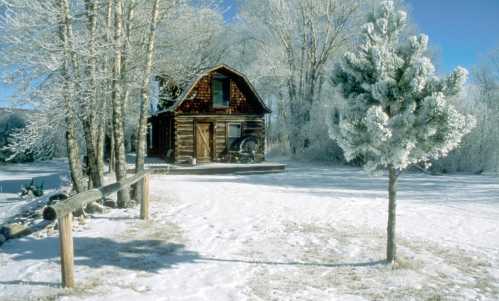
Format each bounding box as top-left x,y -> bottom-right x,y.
201,257 -> 386,268
1,236 -> 200,273
178,163 -> 499,204
0,280 -> 60,287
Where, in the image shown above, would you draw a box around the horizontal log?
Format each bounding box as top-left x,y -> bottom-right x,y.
175,122 -> 194,126
176,142 -> 194,146
176,151 -> 194,156
176,141 -> 194,146
176,146 -> 194,151
176,144 -> 194,149
176,135 -> 194,141
175,121 -> 194,125
175,127 -> 194,132
45,171 -> 150,219
176,130 -> 194,136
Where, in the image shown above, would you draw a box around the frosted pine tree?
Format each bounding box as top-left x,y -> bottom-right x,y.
331,1 -> 475,264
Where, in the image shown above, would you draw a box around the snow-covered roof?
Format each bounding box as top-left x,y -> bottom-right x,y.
151,64 -> 271,116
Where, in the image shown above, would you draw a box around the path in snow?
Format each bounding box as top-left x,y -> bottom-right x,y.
0,162 -> 498,300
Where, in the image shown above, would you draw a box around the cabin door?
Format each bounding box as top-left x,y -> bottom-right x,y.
196,123 -> 213,162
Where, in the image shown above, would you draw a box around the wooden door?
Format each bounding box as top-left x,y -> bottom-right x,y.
196,123 -> 212,162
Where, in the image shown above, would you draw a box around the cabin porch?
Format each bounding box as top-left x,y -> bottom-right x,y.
127,154 -> 286,175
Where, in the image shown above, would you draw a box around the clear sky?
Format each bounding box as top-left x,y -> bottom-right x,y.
405,0 -> 499,74
1,0 -> 498,107
222,0 -> 499,74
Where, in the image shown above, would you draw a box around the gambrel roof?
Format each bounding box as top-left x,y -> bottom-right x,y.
154,64 -> 271,115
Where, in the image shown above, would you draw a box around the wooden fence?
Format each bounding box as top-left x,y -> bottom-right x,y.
45,171 -> 151,288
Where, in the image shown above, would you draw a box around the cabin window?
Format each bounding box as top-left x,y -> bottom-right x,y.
212,77 -> 230,108
228,123 -> 241,150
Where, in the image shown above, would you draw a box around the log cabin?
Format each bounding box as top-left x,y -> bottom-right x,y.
147,65 -> 271,163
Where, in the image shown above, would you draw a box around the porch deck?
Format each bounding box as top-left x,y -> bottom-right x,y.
127,155 -> 286,175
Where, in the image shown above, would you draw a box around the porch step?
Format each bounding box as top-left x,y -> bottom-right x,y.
143,163 -> 287,175
234,170 -> 286,175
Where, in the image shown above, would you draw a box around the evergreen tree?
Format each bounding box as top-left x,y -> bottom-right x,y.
331,1 -> 475,263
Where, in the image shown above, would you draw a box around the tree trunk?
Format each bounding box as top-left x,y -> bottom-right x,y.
119,0 -> 135,146
112,0 -> 130,208
135,3 -> 159,164
65,113 -> 85,193
387,166 -> 399,264
135,0 -> 160,200
109,123 -> 115,173
82,0 -> 102,189
104,0 -> 114,175
96,115 -> 106,179
58,0 -> 85,193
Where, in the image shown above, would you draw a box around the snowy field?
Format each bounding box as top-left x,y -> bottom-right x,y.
0,159 -> 70,225
1,162 -> 499,300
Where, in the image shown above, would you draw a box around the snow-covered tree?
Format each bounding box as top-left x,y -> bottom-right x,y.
330,1 -> 475,263
432,49 -> 499,174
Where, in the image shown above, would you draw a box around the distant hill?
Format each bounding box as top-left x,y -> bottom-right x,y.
0,107 -> 36,116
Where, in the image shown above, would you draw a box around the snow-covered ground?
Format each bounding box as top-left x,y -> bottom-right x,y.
0,159 -> 70,225
1,162 -> 499,300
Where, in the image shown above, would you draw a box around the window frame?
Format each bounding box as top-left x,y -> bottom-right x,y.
227,123 -> 242,150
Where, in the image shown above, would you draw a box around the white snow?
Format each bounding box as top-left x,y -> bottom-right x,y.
1,161 -> 498,300
0,159 -> 70,224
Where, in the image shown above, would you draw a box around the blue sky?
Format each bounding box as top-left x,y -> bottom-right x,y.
221,0 -> 499,74
1,0 -> 498,107
406,0 -> 499,74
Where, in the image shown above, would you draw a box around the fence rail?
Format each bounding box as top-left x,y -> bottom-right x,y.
52,171 -> 151,288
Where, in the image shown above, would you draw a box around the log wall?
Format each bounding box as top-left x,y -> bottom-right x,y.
174,115 -> 265,163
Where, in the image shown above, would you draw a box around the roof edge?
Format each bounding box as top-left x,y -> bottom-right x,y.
166,64 -> 271,114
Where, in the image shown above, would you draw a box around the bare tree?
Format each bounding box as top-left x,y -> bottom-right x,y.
111,0 -> 130,207
82,0 -> 103,188
237,0 -> 360,156
58,0 -> 86,192
135,0 -> 161,175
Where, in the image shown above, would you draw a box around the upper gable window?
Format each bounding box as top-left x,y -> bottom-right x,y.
212,76 -> 230,108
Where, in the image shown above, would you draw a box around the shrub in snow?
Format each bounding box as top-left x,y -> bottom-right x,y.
330,1 -> 475,263
0,111 -> 30,163
0,233 -> 5,246
20,179 -> 44,198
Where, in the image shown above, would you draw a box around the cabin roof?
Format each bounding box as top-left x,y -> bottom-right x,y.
152,64 -> 271,116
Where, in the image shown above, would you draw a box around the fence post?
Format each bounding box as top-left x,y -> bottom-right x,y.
140,174 -> 150,220
58,212 -> 75,288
